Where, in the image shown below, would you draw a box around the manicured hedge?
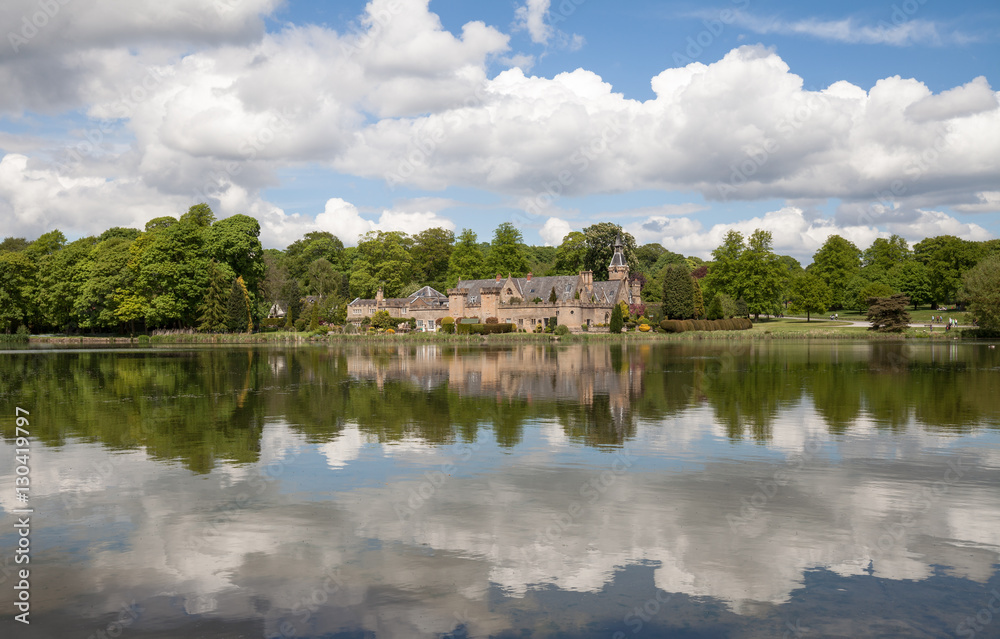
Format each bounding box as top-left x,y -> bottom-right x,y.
659,318 -> 752,333
456,323 -> 515,335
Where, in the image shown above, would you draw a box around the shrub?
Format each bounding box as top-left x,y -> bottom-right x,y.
610,303 -> 624,334
294,318 -> 307,332
441,316 -> 455,334
659,319 -> 680,333
554,324 -> 570,336
581,324 -> 589,331
532,297 -> 543,304
457,323 -> 514,335
485,316 -> 499,324
370,310 -> 394,330
867,294 -> 911,332
385,328 -> 395,334
638,324 -> 651,332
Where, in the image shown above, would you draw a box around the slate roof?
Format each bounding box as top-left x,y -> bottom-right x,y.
454,275 -> 628,304
517,275 -> 580,302
350,276 -> 630,309
451,278 -> 512,305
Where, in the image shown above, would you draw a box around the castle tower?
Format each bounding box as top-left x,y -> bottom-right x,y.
479,286 -> 501,320
447,288 -> 468,318
609,235 -> 628,281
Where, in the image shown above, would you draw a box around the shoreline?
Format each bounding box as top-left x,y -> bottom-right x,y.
22,328 -> 994,345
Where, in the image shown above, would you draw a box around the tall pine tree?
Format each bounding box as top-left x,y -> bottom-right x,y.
662,263 -> 695,319
609,301 -> 624,333
226,276 -> 252,333
197,261 -> 228,332
692,277 -> 705,319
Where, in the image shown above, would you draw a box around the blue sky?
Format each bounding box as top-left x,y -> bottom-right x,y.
1,0 -> 998,261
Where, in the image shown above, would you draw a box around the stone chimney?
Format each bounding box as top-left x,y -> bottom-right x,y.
526,272 -> 532,282
495,273 -> 501,282
375,287 -> 384,305
580,270 -> 594,299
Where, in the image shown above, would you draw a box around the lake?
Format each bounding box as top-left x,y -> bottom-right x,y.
2,341 -> 999,638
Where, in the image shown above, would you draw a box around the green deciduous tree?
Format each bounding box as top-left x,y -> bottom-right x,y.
789,273 -> 832,321
582,223 -> 636,281
75,236 -> 135,331
37,236 -> 96,331
207,212 -> 265,295
890,260 -> 932,309
962,254 -> 1000,330
129,214 -> 211,328
705,293 -> 737,320
0,237 -> 30,253
0,251 -> 33,332
306,258 -> 341,298
555,231 -> 587,275
914,235 -> 981,307
447,229 -> 486,286
411,227 -> 454,287
350,231 -> 413,298
739,229 -> 783,319
863,234 -> 910,271
486,222 -> 528,277
858,282 -> 894,310
702,229 -> 744,302
370,310 -> 394,330
843,274 -> 872,312
810,235 -> 862,310
286,231 -> 345,285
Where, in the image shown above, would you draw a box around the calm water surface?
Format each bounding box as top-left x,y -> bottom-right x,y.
1,341 -> 999,638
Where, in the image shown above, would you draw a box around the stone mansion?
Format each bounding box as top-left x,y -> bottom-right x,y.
347,236 -> 641,332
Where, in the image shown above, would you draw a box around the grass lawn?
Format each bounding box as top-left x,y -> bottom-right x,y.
837,305 -> 972,325
748,318 -> 855,333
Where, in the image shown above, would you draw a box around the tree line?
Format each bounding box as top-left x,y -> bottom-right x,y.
2,204 -> 998,334
655,229 -> 1000,327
